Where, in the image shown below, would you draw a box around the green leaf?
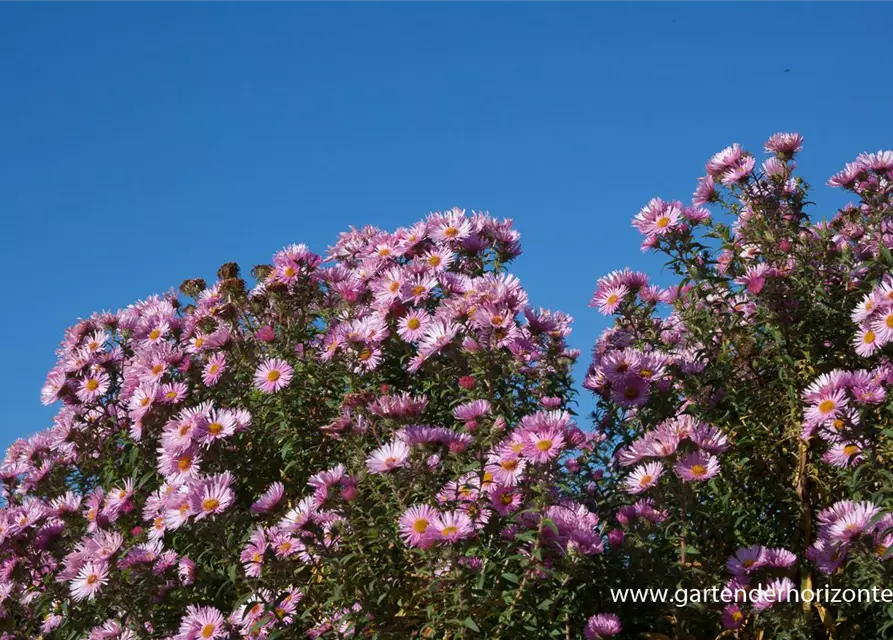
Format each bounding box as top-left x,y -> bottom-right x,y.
463,617 -> 481,632
501,572 -> 519,584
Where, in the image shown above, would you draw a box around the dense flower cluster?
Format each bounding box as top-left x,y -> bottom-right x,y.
4,135 -> 893,639
0,208 -> 613,639
587,134 -> 893,638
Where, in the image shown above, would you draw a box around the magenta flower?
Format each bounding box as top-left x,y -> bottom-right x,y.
431,510 -> 474,544
250,481 -> 285,514
202,352 -> 227,387
365,440 -> 410,474
584,613 -> 621,639
70,561 -> 109,601
253,358 -> 293,393
189,472 -> 235,521
623,461 -> 663,494
398,504 -> 439,548
674,451 -> 720,482
177,605 -> 226,640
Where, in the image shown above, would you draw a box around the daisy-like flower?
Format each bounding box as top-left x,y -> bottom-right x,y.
178,605 -> 227,640
196,409 -> 237,446
490,485 -> 523,516
623,461 -> 663,494
250,482 -> 285,514
632,198 -> 682,238
871,308 -> 893,344
721,604 -> 745,630
523,428 -> 565,463
70,561 -> 109,601
431,510 -> 474,544
584,613 -> 622,639
706,143 -> 742,176
721,155 -> 756,185
674,451 -> 721,482
804,388 -> 848,429
76,370 -> 110,403
854,327 -> 880,357
202,353 -> 227,387
421,248 -> 454,272
827,501 -> 881,546
254,358 -> 293,393
487,449 -> 526,486
611,375 -> 650,407
692,174 -> 717,206
752,577 -> 795,611
823,442 -> 865,468
727,545 -> 766,576
397,309 -> 430,343
398,504 -> 439,548
190,472 -> 235,521
764,132 -> 804,157
590,284 -> 629,315
365,440 -> 410,474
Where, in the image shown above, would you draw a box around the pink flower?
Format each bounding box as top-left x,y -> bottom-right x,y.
177,605 -> 226,640
523,428 -> 565,463
623,461 -> 663,494
674,451 -> 721,482
189,472 -> 235,521
431,510 -> 474,544
202,353 -> 227,387
398,505 -> 439,548
584,613 -> 621,639
70,561 -> 109,601
253,358 -> 293,393
251,482 -> 285,514
366,440 -> 410,474
255,325 -> 275,342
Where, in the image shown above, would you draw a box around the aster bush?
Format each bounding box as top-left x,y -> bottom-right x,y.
586,137 -> 893,638
1,209 -> 622,639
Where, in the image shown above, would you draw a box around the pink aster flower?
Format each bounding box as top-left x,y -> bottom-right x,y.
674,451 -> 721,482
827,501 -> 881,546
590,284 -> 629,315
523,428 -> 565,463
752,577 -> 795,611
189,472 -> 235,521
584,613 -> 621,639
365,440 -> 410,474
397,309 -> 430,342
253,358 -> 293,393
70,561 -> 109,601
854,327 -> 880,357
178,605 -> 226,640
196,409 -> 237,446
398,504 -> 439,548
727,545 -> 766,577
250,482 -> 285,514
721,604 -> 745,629
431,510 -> 474,544
76,370 -> 110,403
202,353 -> 227,387
632,198 -> 683,237
764,132 -> 803,157
692,174 -> 717,206
623,461 -> 663,494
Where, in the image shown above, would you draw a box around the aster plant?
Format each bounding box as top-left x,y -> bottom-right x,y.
0,209 -> 620,639
586,136 -> 893,638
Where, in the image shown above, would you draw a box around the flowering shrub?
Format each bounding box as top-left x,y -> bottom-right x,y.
1,209 -> 623,639
586,137 -> 893,638
3,137 -> 893,640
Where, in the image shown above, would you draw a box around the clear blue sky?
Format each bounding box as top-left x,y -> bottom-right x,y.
2,4 -> 891,451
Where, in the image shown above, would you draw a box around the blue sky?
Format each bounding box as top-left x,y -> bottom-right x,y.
2,3 -> 891,451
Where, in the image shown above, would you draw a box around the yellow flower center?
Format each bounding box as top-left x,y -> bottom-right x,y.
427,255 -> 442,267
742,559 -> 754,568
886,315 -> 893,328
500,493 -> 514,505
149,329 -> 161,341
267,370 -> 281,382
201,623 -> 215,639
202,498 -> 220,512
691,464 -> 707,477
140,396 -> 151,407
412,285 -> 425,297
177,456 -> 192,471
284,266 -> 296,278
154,517 -> 164,530
152,364 -> 164,375
607,294 -> 619,306
208,422 -> 222,435
864,330 -> 876,344
86,574 -> 99,586
389,281 -> 400,293
818,399 -> 835,413
278,541 -> 292,553
732,611 -> 743,622
359,349 -> 372,361
378,247 -> 391,257
412,519 -> 429,533
209,364 -> 219,373
536,439 -> 553,452
194,338 -> 204,348
640,368 -> 653,378
639,474 -> 653,486
166,391 -> 177,400
656,216 -> 671,228
500,459 -> 519,471
441,525 -> 458,536
491,315 -> 505,326
444,226 -> 459,238
843,444 -> 860,456
85,379 -> 99,391
407,317 -> 421,330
